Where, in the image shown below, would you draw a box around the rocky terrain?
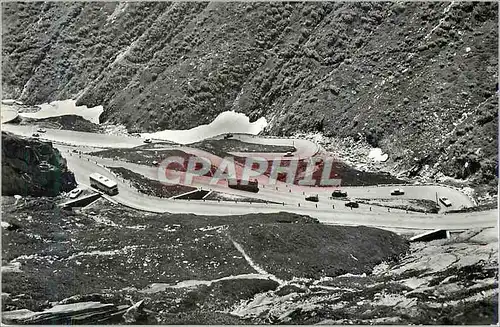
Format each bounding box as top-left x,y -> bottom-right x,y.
19,115 -> 101,133
1,2 -> 498,190
1,3 -> 498,324
229,227 -> 498,325
1,196 -> 497,324
1,131 -> 76,196
2,196 -> 410,324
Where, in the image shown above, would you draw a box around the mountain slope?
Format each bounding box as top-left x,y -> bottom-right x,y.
2,2 -> 498,189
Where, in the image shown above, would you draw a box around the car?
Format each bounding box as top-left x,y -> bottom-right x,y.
332,190 -> 348,198
152,160 -> 159,166
284,151 -> 294,157
223,134 -> 233,139
69,188 -> 83,199
38,161 -> 51,170
305,194 -> 319,202
345,201 -> 359,208
32,133 -> 40,138
143,139 -> 152,143
439,197 -> 452,207
36,128 -> 46,133
391,188 -> 405,196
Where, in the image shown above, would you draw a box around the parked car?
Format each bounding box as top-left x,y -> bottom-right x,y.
69,188 -> 83,199
439,197 -> 452,207
332,190 -> 348,198
305,194 -> 319,202
391,188 -> 405,196
284,151 -> 294,157
223,134 -> 233,139
143,138 -> 152,143
152,160 -> 159,166
36,128 -> 46,133
32,133 -> 40,138
38,161 -> 51,170
345,201 -> 359,208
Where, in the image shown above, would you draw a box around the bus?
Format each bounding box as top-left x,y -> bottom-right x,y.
89,173 -> 119,195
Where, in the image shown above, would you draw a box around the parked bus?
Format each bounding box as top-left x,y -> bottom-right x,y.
89,173 -> 118,195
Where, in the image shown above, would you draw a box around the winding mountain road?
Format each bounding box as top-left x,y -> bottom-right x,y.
2,122 -> 497,232
63,151 -> 496,231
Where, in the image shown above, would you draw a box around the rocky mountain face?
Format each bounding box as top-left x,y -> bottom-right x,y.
1,132 -> 76,196
1,2 -> 498,188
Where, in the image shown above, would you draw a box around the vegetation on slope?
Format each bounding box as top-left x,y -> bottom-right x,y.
2,197 -> 407,317
2,2 -> 497,189
1,131 -> 76,196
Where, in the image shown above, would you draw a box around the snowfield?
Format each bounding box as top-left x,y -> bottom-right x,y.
18,100 -> 103,124
368,148 -> 389,162
141,111 -> 267,144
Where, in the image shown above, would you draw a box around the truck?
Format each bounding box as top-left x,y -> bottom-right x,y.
227,178 -> 259,193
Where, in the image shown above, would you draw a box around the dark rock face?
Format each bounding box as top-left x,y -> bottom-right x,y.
1,2 -> 498,184
1,131 -> 77,196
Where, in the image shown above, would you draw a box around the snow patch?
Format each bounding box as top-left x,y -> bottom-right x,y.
18,100 -> 103,124
106,2 -> 128,22
1,106 -> 19,123
368,148 -> 389,162
141,111 -> 267,144
2,262 -> 22,273
1,99 -> 23,105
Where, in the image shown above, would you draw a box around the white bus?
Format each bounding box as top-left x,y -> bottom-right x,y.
89,173 -> 118,195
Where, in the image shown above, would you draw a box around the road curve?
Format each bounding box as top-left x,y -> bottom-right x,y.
2,124 -> 147,148
3,122 -> 496,231
62,151 -> 497,231
1,107 -> 19,124
224,133 -> 320,159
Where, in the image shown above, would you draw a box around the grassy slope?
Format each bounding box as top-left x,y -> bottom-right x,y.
227,223 -> 408,280
107,166 -> 196,197
19,115 -> 101,133
1,197 -> 407,316
190,138 -> 296,154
